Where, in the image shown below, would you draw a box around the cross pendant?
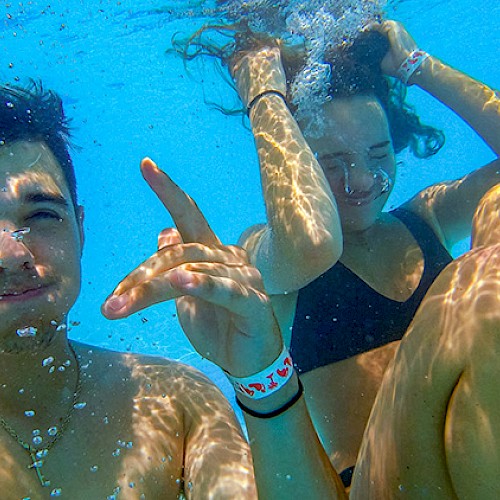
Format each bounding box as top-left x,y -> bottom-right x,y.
28,454 -> 51,487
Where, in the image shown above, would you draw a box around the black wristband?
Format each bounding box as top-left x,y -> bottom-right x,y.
247,89 -> 287,114
236,378 -> 304,419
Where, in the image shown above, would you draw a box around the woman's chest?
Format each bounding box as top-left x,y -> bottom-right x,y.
341,221 -> 425,302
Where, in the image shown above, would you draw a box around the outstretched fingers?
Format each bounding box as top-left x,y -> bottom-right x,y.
140,158 -> 220,246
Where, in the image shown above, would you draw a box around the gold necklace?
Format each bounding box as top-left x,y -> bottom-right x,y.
0,343 -> 83,488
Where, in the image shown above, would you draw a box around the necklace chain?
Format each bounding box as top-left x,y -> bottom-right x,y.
0,343 -> 83,488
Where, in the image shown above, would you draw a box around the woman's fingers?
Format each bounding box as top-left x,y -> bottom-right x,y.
140,158 -> 220,246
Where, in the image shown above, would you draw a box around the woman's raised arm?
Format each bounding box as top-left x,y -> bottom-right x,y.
232,46 -> 342,294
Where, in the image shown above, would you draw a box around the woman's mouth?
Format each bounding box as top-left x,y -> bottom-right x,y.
341,168 -> 392,207
343,189 -> 378,206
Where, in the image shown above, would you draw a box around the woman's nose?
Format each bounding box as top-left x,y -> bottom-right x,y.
0,227 -> 35,271
346,161 -> 377,193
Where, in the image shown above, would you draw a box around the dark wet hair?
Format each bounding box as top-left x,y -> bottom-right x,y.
322,31 -> 445,158
0,81 -> 78,208
173,25 -> 445,158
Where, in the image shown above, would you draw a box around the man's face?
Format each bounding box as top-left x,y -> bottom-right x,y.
0,140 -> 83,350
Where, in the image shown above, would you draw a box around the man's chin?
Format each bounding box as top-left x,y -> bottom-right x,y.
0,313 -> 66,354
0,329 -> 59,354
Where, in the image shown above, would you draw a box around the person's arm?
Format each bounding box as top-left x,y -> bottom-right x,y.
232,47 -> 342,294
240,372 -> 346,498
376,21 -> 500,247
444,184 -> 500,496
444,314 -> 500,498
375,20 -> 500,155
178,367 -> 257,499
102,158 -> 346,499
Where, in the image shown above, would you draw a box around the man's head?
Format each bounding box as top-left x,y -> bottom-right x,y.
0,82 -> 78,211
0,83 -> 83,352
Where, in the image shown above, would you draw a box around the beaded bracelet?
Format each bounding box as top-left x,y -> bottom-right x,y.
247,89 -> 287,114
236,378 -> 304,419
397,49 -> 430,85
225,345 -> 294,400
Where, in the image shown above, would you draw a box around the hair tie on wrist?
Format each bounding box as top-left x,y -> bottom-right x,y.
225,345 -> 294,400
247,90 -> 287,114
237,378 -> 304,419
397,50 -> 430,85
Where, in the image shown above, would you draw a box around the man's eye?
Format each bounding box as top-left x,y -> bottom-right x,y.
369,154 -> 389,160
27,211 -> 63,221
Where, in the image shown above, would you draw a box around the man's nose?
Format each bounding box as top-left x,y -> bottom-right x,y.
0,227 -> 35,272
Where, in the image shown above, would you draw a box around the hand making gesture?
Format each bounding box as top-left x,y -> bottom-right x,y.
101,158 -> 282,378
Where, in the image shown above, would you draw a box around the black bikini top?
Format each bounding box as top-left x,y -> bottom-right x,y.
290,208 -> 453,374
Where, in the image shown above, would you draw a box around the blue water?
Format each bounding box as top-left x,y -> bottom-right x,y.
2,0 -> 498,413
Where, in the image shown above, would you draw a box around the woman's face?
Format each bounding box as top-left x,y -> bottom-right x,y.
304,95 -> 396,233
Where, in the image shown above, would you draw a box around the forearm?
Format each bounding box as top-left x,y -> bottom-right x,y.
412,56 -> 500,154
247,93 -> 342,292
240,374 -> 347,499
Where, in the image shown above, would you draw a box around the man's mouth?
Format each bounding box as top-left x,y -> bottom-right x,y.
0,285 -> 48,302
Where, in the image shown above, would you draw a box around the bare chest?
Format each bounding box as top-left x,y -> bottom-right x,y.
0,402 -> 186,499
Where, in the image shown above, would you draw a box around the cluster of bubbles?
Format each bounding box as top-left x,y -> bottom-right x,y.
205,1 -> 386,134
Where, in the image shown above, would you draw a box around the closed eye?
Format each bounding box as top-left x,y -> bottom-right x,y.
320,157 -> 348,170
26,210 -> 63,221
369,153 -> 389,160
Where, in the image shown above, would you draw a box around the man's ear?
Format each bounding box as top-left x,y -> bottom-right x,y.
76,205 -> 85,253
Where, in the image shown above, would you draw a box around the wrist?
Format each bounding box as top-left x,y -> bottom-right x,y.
237,372 -> 302,416
225,344 -> 294,400
231,49 -> 287,107
397,49 -> 431,85
247,90 -> 287,115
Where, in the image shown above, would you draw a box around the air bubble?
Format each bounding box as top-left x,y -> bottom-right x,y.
42,356 -> 55,367
16,326 -> 37,337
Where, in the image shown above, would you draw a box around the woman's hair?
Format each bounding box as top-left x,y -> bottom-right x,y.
173,25 -> 445,159
320,30 -> 445,158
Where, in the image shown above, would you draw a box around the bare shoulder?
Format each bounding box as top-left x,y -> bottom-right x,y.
70,343 -> 234,417
400,185 -> 453,247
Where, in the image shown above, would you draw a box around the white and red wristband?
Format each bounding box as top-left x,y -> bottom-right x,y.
397,49 -> 430,85
225,345 -> 294,400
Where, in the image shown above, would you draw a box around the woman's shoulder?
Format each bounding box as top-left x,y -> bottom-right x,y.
398,194 -> 449,249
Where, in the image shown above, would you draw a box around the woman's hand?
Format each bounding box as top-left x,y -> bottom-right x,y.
369,20 -> 419,78
230,45 -> 287,108
102,158 -> 283,377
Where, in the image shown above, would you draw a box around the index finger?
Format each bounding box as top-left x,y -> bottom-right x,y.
140,157 -> 220,246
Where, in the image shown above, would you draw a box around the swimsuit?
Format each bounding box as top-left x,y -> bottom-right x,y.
290,208 -> 453,488
290,207 -> 453,373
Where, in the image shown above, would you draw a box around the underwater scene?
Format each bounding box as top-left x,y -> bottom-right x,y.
0,0 -> 499,497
